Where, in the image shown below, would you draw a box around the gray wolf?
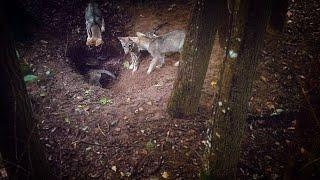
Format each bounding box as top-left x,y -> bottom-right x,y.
129,30 -> 185,74
85,2 -> 105,46
118,37 -> 141,72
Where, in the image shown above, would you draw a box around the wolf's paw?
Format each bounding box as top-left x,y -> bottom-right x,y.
86,38 -> 94,46
156,64 -> 164,69
132,68 -> 138,73
147,69 -> 152,74
132,65 -> 138,72
95,39 -> 104,46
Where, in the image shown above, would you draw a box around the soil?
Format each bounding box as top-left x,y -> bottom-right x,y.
2,0 -> 319,179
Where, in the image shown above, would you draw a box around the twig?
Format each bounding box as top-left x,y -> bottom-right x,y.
300,156 -> 320,172
1,159 -> 29,175
78,140 -> 142,148
298,79 -> 320,129
192,149 -> 202,160
79,140 -> 104,147
105,121 -> 110,132
64,33 -> 69,56
59,141 -> 63,180
97,123 -> 107,137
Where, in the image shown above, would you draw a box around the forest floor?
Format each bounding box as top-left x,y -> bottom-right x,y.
1,0 -> 319,179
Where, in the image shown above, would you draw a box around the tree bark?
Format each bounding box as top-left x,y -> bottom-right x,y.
202,0 -> 272,179
167,0 -> 225,118
0,7 -> 53,180
268,0 -> 289,33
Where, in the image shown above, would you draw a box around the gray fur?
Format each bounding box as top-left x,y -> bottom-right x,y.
118,37 -> 141,72
130,30 -> 185,74
85,2 -> 105,46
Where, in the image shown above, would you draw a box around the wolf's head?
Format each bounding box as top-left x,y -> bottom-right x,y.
128,32 -> 153,51
86,25 -> 104,46
118,37 -> 134,54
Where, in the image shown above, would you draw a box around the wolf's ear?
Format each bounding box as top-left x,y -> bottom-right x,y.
136,32 -> 146,37
118,37 -> 124,42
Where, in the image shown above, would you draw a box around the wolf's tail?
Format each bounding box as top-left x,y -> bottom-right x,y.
95,69 -> 116,79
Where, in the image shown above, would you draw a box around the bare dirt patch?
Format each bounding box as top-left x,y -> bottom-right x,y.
13,0 -> 319,179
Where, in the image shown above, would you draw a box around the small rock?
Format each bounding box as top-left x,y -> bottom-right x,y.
110,120 -> 118,126
161,171 -> 169,179
40,40 -> 48,44
260,75 -> 267,82
155,97 -> 161,102
111,166 -> 117,172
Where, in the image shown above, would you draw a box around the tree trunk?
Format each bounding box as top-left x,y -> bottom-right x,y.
0,8 -> 53,180
167,0 -> 225,118
202,0 -> 272,179
268,0 -> 289,33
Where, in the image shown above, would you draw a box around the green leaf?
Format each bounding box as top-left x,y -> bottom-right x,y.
99,97 -> 107,105
45,70 -> 51,75
84,89 -> 92,95
64,117 -> 70,124
228,50 -> 238,59
24,74 -> 38,82
145,139 -> 155,151
123,61 -> 130,69
99,97 -> 112,105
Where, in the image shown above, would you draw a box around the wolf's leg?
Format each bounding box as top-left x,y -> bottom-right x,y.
86,23 -> 92,38
147,57 -> 158,74
95,38 -> 104,46
86,23 -> 92,45
101,18 -> 105,32
129,52 -> 135,70
174,53 -> 182,66
157,56 -> 165,68
132,53 -> 139,72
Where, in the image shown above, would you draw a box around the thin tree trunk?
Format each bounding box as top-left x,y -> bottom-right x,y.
268,0 -> 289,33
202,0 -> 272,179
167,0 -> 225,118
0,8 -> 53,180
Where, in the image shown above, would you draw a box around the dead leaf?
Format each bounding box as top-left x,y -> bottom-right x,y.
215,132 -> 221,138
161,171 -> 169,179
211,80 -> 217,87
111,166 -> 117,172
260,75 -> 267,82
40,40 -> 48,44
